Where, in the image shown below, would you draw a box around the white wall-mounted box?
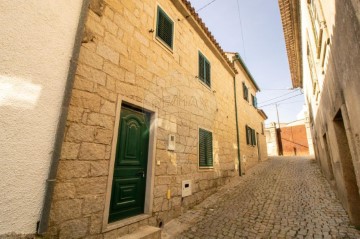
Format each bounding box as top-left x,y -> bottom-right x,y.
182,180 -> 192,197
168,134 -> 175,151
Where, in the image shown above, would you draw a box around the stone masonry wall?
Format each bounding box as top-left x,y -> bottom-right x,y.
47,0 -> 240,238
301,0 -> 360,226
235,66 -> 268,173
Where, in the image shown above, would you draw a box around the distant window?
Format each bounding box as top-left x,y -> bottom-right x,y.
251,94 -> 257,108
199,128 -> 213,167
242,83 -> 248,101
198,52 -> 211,87
261,122 -> 264,135
156,6 -> 174,49
246,125 -> 256,146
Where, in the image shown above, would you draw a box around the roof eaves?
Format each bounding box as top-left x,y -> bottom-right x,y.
177,0 -> 237,74
234,53 -> 261,92
278,0 -> 303,88
257,109 -> 268,120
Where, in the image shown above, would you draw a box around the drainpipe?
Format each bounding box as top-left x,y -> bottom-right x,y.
233,75 -> 242,176
37,0 -> 91,234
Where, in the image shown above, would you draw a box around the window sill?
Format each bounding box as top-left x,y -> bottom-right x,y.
199,166 -> 214,171
197,79 -> 212,91
155,36 -> 173,54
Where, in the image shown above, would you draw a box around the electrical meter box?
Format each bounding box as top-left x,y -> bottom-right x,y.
168,134 -> 175,151
182,180 -> 192,197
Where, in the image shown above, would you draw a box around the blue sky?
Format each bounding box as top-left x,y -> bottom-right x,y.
188,0 -> 305,125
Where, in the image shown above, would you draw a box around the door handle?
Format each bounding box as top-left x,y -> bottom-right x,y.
137,170 -> 145,178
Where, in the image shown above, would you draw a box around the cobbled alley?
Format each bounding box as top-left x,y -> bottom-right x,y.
162,157 -> 360,239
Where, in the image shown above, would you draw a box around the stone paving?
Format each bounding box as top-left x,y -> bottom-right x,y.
162,157 -> 360,239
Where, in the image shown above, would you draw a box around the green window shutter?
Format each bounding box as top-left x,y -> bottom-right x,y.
205,59 -> 211,87
254,96 -> 258,108
156,7 -> 174,49
243,83 -> 248,101
252,129 -> 256,146
198,52 -> 211,87
199,53 -> 205,81
199,129 -> 213,167
245,125 -> 249,145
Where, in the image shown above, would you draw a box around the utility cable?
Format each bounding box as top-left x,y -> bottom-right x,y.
261,88 -> 295,91
197,0 -> 218,12
258,93 -> 304,107
236,0 -> 246,60
258,89 -> 300,104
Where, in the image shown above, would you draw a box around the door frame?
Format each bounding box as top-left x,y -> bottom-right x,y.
102,96 -> 157,232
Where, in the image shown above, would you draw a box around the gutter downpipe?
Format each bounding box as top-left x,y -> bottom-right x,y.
37,0 -> 91,234
233,68 -> 242,176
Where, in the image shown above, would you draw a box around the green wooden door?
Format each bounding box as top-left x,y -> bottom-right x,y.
109,106 -> 150,222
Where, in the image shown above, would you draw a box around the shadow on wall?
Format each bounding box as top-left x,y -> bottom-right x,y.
311,0 -> 360,227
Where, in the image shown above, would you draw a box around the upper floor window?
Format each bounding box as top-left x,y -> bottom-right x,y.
198,52 -> 211,87
246,125 -> 256,146
156,6 -> 174,49
199,128 -> 213,168
242,82 -> 248,101
251,94 -> 257,108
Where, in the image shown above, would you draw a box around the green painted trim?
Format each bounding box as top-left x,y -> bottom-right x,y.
198,51 -> 211,87
199,128 -> 213,167
235,53 -> 261,92
156,6 -> 174,49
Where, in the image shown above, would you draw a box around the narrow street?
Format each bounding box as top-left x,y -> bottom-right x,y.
163,157 -> 360,239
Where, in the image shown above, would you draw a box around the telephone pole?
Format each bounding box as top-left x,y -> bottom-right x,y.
275,103 -> 283,155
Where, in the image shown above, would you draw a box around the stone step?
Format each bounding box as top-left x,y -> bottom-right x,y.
118,226 -> 161,239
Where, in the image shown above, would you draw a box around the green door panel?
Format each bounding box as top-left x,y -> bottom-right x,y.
109,106 -> 150,223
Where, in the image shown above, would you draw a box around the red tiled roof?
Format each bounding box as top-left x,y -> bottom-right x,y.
180,0 -> 238,73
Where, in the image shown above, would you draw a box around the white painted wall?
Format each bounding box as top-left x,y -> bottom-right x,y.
0,1 -> 82,235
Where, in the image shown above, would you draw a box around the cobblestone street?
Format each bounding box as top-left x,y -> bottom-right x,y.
162,157 -> 360,239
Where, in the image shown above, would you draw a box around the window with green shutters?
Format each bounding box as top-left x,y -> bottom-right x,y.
156,6 -> 174,49
198,52 -> 211,87
251,94 -> 258,108
245,125 -> 256,146
243,82 -> 248,101
199,128 -> 213,167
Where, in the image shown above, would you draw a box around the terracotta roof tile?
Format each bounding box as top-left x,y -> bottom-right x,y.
180,0 -> 237,73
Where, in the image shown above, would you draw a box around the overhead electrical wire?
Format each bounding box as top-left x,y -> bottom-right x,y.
236,0 -> 247,60
258,89 -> 300,105
261,88 -> 296,91
258,93 -> 304,108
196,0 -> 218,12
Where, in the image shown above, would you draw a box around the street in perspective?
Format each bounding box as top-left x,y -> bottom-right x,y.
163,157 -> 360,239
1,0 -> 360,238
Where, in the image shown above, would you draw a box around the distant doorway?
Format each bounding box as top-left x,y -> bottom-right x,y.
333,109 -> 360,226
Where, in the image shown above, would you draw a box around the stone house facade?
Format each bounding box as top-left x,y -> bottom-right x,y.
226,53 -> 268,172
279,0 -> 360,226
0,0 -> 266,237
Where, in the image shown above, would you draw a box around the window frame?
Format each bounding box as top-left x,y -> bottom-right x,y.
251,94 -> 257,108
198,128 -> 213,168
245,125 -> 257,146
198,51 -> 211,88
155,6 -> 174,50
242,82 -> 249,101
